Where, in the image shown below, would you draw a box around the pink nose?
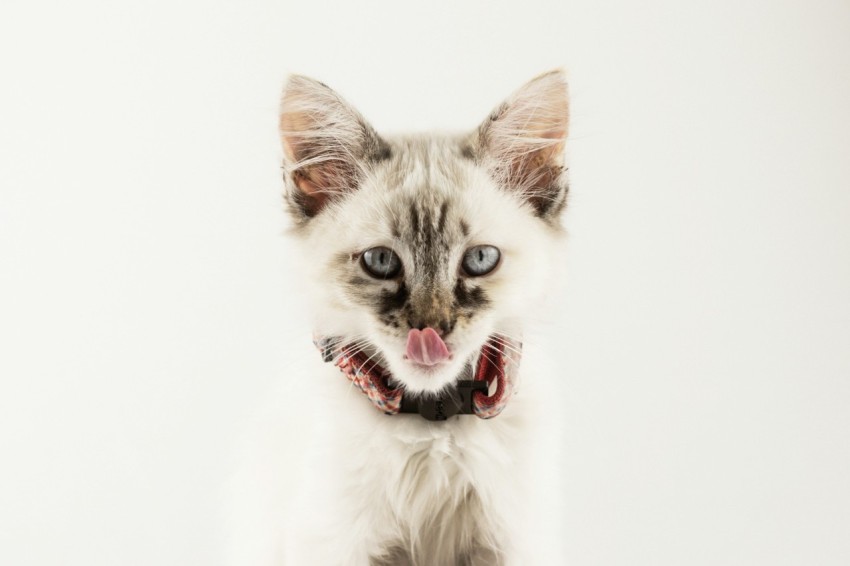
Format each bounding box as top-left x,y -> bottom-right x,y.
405,327 -> 451,366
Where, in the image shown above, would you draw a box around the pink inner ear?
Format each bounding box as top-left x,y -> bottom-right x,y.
291,163 -> 352,217
279,110 -> 313,163
293,170 -> 318,194
280,104 -> 360,216
291,170 -> 327,214
297,158 -> 354,192
293,165 -> 329,196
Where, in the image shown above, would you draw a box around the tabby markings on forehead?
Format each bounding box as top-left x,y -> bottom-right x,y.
403,198 -> 459,283
437,201 -> 449,233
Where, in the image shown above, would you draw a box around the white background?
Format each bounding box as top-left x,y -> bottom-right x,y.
2,0 -> 849,564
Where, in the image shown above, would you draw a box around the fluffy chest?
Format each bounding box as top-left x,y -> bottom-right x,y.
354,417 -> 522,564
285,356 -> 548,564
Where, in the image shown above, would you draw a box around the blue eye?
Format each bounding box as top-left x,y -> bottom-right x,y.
361,247 -> 402,279
461,245 -> 500,276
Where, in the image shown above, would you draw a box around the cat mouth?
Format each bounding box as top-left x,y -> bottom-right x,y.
368,337 -> 513,407
315,334 -> 521,419
402,327 -> 452,368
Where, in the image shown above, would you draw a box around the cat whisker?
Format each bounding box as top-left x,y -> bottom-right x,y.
489,335 -> 524,358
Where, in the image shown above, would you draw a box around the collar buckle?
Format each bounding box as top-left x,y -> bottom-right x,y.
399,380 -> 488,421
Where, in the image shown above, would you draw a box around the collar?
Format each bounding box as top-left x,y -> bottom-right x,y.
313,335 -> 521,421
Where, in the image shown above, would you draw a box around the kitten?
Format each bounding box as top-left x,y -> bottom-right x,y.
229,71 -> 571,565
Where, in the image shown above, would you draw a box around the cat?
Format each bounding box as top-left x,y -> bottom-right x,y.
228,70 -> 571,565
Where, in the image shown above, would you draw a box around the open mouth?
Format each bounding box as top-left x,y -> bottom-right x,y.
315,334 -> 522,419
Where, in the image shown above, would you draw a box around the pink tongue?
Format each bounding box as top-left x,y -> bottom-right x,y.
405,327 -> 451,366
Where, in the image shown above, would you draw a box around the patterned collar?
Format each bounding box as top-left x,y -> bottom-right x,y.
314,335 -> 521,421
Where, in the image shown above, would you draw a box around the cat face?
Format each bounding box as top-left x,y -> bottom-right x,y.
280,72 -> 569,395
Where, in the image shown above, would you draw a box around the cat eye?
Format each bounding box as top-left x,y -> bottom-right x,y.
361,247 -> 402,279
461,245 -> 501,277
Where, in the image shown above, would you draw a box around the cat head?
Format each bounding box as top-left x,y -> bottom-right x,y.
279,71 -> 569,395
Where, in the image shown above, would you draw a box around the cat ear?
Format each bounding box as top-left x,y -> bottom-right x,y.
279,75 -> 389,221
473,70 -> 570,218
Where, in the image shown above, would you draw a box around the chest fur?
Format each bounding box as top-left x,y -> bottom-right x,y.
351,419 -> 519,565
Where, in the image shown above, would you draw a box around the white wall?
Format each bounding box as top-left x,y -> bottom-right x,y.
1,0 -> 848,564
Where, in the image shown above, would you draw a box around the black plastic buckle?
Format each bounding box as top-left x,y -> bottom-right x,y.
399,380 -> 488,421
